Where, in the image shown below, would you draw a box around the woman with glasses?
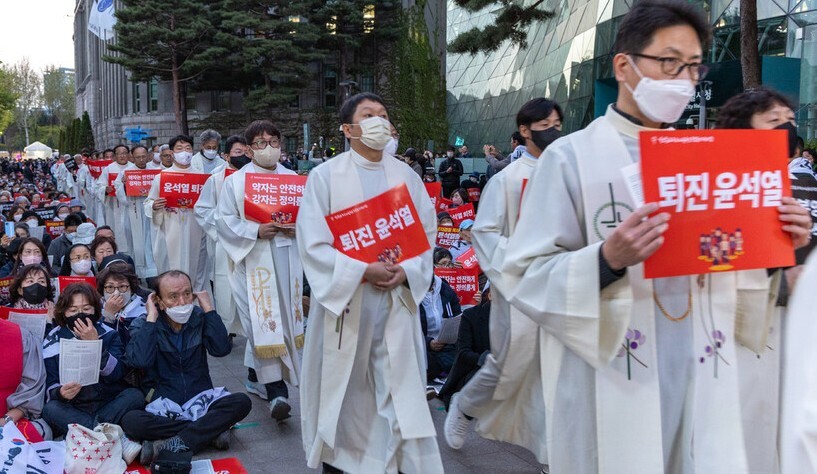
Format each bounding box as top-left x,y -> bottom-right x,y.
96,264 -> 146,346
59,244 -> 94,277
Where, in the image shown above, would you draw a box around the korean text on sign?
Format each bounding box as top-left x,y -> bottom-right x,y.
434,267 -> 480,306
640,129 -> 794,278
124,169 -> 161,197
159,172 -> 210,209
326,183 -> 430,265
243,174 -> 308,225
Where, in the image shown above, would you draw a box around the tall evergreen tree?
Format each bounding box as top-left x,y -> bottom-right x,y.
80,111 -> 95,152
105,0 -> 227,135
447,0 -> 554,55
58,128 -> 65,154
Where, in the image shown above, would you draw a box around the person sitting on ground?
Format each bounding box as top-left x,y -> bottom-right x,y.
19,211 -> 51,249
95,225 -> 115,242
8,238 -> 55,278
121,270 -> 251,470
97,264 -> 146,346
438,285 -> 492,408
48,213 -> 84,275
449,188 -> 470,209
434,247 -> 457,268
58,244 -> 95,277
420,273 -> 462,383
90,236 -> 117,271
0,316 -> 49,441
437,212 -> 454,228
41,283 -> 145,438
449,219 -> 474,260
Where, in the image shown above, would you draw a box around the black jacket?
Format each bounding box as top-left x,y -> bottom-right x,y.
438,158 -> 464,187
419,277 -> 461,349
438,301 -> 491,406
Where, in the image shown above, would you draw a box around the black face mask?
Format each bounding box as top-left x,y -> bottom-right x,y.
530,127 -> 561,153
775,122 -> 798,158
21,283 -> 47,305
230,155 -> 252,170
65,313 -> 95,332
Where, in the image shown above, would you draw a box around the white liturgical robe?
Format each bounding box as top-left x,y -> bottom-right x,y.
95,161 -> 132,253
113,163 -> 157,278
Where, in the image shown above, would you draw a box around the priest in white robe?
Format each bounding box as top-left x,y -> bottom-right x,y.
54,155 -> 74,196
113,145 -> 158,280
144,135 -> 209,291
216,124 -> 303,421
296,94 -> 443,473
191,129 -> 226,174
501,4 -> 812,473
95,145 -> 132,253
444,98 -> 563,464
195,135 -> 251,337
74,154 -> 95,220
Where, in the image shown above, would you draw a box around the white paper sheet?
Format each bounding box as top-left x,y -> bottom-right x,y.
59,338 -> 102,386
8,310 -> 47,340
621,162 -> 645,208
437,315 -> 461,345
191,459 -> 215,474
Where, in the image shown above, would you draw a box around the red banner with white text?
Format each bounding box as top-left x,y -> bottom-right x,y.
124,169 -> 161,197
243,174 -> 307,225
435,267 -> 479,306
159,172 -> 210,209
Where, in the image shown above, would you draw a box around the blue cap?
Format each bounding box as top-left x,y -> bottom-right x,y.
459,219 -> 474,230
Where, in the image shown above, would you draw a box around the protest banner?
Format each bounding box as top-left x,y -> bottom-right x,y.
447,203 -> 475,226
33,205 -> 56,222
0,276 -> 12,304
58,276 -> 97,292
0,203 -> 12,216
436,226 -> 460,248
434,267 -> 480,306
124,169 -> 161,197
45,220 -> 64,238
159,172 -> 210,209
467,187 -> 481,202
243,174 -> 308,225
326,183 -> 429,265
87,159 -> 112,179
456,246 -> 479,269
425,182 -> 452,212
640,129 -> 794,278
792,174 -> 817,264
225,168 -> 236,178
106,173 -> 118,197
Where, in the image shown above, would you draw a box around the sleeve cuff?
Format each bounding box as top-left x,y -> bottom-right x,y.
599,244 -> 627,290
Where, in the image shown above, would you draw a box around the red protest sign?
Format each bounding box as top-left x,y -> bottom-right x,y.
447,203 -> 475,226
436,226 -> 460,248
87,159 -> 113,179
435,267 -> 479,306
107,173 -> 118,197
243,174 -> 308,225
124,169 -> 161,197
58,276 -> 97,292
326,183 -> 430,265
467,187 -> 481,202
225,168 -> 236,177
640,129 -> 794,278
45,221 -> 64,238
456,246 -> 479,269
425,182 -> 452,212
159,172 -> 210,209
0,277 -> 12,304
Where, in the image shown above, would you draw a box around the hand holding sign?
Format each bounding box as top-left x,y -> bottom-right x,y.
601,203 -> 671,271
779,196 -> 812,249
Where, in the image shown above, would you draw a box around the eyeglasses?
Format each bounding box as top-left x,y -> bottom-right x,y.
103,284 -> 130,293
629,53 -> 709,81
250,139 -> 280,150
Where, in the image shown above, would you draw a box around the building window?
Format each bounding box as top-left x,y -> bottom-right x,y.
148,79 -> 159,112
212,91 -> 230,112
185,89 -> 197,112
132,83 -> 141,114
363,5 -> 375,34
324,69 -> 337,108
361,75 -> 374,92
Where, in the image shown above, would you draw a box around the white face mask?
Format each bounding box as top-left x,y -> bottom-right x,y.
152,153 -> 161,163
65,232 -> 77,243
25,219 -> 38,228
202,149 -> 218,160
253,145 -> 281,168
165,303 -> 195,324
21,255 -> 42,266
13,214 -> 22,222
446,151 -> 454,158
174,151 -> 193,166
57,212 -> 69,220
350,117 -> 392,151
624,56 -> 695,124
384,138 -> 398,157
71,258 -> 92,275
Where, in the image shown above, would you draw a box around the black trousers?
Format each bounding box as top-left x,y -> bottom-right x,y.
120,393 -> 252,453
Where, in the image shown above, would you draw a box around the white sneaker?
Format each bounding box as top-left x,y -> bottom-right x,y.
120,435 -> 142,464
444,394 -> 471,450
245,380 -> 268,400
269,396 -> 291,422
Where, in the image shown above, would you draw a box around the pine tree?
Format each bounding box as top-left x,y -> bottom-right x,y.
58,128 -> 65,155
80,111 -> 95,152
447,0 -> 555,55
105,0 -> 227,135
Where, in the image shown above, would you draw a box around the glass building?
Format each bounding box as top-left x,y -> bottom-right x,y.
446,0 -> 817,161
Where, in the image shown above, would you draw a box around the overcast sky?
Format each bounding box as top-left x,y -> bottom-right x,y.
0,0 -> 76,73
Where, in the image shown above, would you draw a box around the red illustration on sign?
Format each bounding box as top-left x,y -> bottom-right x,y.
436,226 -> 460,248
124,169 -> 161,197
87,159 -> 113,179
159,172 -> 210,209
640,129 -> 794,278
243,174 -> 308,225
326,183 -> 430,265
447,204 -> 475,226
435,267 -> 480,306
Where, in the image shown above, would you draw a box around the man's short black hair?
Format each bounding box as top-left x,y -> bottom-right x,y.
103,148 -> 114,156
339,92 -> 387,125
612,0 -> 711,55
169,135 -> 194,149
113,144 -> 130,154
511,131 -> 525,145
244,120 -> 281,142
153,270 -> 193,296
64,213 -> 83,228
225,135 -> 247,154
717,88 -> 795,129
131,145 -> 148,154
516,98 -> 563,128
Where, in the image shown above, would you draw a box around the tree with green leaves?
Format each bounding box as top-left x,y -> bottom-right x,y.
105,0 -> 227,135
80,111 -> 95,152
447,0 -> 555,55
9,58 -> 42,145
0,65 -> 17,136
216,0 -> 325,116
42,66 -> 76,126
70,117 -> 82,155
